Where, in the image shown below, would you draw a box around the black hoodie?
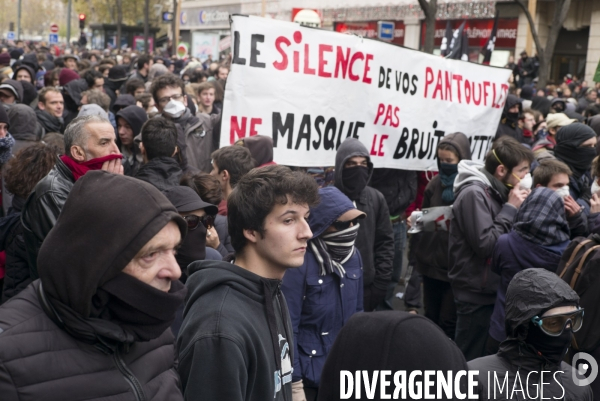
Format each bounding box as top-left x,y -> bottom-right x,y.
116,105 -> 147,176
177,260 -> 294,401
317,311 -> 469,400
468,269 -> 591,401
495,94 -> 525,144
7,104 -> 42,153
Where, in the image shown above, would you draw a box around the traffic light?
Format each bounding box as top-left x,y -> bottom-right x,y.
79,14 -> 86,30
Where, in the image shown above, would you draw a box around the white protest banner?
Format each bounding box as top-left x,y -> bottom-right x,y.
221,15 -> 512,171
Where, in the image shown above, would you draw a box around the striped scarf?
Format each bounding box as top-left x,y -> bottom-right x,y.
310,224 -> 360,276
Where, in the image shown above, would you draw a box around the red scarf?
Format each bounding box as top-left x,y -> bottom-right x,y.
60,154 -> 123,181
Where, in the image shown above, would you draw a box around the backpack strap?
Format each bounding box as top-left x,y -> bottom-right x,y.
559,239 -> 593,278
570,245 -> 600,288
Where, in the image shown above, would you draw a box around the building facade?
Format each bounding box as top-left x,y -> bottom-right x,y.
179,0 -> 600,83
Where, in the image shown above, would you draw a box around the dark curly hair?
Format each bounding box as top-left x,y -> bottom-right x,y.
228,165 -> 320,252
4,143 -> 57,199
180,172 -> 223,206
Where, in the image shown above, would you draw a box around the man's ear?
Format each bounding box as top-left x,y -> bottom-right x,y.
139,142 -> 146,155
222,169 -> 230,182
243,228 -> 258,245
496,164 -> 508,179
171,146 -> 178,157
182,93 -> 188,107
38,101 -> 46,111
535,183 -> 541,188
70,145 -> 86,162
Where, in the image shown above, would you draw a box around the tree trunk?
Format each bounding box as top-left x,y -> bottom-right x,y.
418,0 -> 437,54
144,0 -> 149,53
116,0 -> 122,54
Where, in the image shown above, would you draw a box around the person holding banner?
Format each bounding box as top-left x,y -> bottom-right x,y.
334,138 -> 394,312
449,136 -> 534,361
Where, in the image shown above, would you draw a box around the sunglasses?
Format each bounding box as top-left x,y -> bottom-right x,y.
332,218 -> 360,231
184,214 -> 215,231
531,308 -> 584,337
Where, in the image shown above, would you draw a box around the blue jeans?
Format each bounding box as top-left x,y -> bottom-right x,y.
454,300 -> 494,361
379,220 -> 407,310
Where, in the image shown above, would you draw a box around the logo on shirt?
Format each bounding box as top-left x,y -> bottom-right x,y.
273,334 -> 293,398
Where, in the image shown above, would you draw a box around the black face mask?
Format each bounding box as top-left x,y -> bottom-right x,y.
525,321 -> 573,365
505,112 -> 520,127
342,166 -> 369,200
555,144 -> 596,173
176,222 -> 207,280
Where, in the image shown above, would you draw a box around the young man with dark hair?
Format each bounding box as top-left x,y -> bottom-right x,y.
151,74 -> 220,172
177,165 -> 319,401
449,136 -> 533,361
130,54 -> 152,83
533,159 -> 588,238
82,69 -> 104,91
126,78 -> 146,97
36,87 -> 64,133
210,145 -> 255,216
135,117 -> 182,192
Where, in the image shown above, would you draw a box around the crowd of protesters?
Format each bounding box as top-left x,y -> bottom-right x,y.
0,39 -> 598,401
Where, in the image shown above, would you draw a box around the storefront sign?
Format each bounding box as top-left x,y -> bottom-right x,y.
335,21 -> 405,46
180,4 -> 240,29
421,18 -> 518,49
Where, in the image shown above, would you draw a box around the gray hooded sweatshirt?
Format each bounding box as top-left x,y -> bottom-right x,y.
448,160 -> 517,305
334,138 -> 394,309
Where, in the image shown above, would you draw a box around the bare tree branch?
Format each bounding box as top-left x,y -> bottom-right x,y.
514,0 -> 543,57
418,0 -> 437,54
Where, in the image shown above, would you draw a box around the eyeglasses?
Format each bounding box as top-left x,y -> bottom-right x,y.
184,214 -> 215,231
157,93 -> 184,105
332,218 -> 360,231
531,308 -> 584,337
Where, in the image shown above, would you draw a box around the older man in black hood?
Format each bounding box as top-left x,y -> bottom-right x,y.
469,268 -> 592,401
334,138 -> 394,311
0,171 -> 187,400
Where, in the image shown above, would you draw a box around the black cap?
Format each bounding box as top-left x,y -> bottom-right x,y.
163,186 -> 218,215
108,65 -> 128,82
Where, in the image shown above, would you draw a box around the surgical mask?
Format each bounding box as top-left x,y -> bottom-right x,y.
555,185 -> 570,199
162,99 -> 186,119
592,180 -> 600,196
518,173 -> 532,190
148,106 -> 159,114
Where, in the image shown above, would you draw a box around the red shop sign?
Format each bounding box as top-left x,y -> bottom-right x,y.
421,18 -> 518,49
335,21 -> 405,46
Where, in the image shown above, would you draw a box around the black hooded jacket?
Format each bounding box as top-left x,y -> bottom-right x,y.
62,78 -> 89,126
135,156 -> 183,193
415,132 -> 472,281
0,171 -> 187,401
177,260 -> 294,401
334,138 -> 394,309
495,94 -> 525,144
317,311 -> 469,400
116,105 -> 147,176
468,269 -> 591,401
368,168 -> 417,217
7,104 -> 42,153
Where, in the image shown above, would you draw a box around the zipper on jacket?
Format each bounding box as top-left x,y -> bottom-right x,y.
113,348 -> 146,401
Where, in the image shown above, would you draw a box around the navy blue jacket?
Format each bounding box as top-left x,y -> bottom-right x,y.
488,231 -> 567,342
281,187 -> 363,389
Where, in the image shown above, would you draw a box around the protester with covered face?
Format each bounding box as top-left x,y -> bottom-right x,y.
413,132 -> 471,339
0,171 -> 187,400
449,136 -> 534,360
487,188 -> 570,354
469,268 -> 591,401
495,94 -> 525,144
22,115 -> 123,278
282,186 -> 364,401
334,138 -> 394,312
554,123 -> 597,215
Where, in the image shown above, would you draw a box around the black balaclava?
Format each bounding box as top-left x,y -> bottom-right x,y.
554,123 -> 596,175
342,166 -> 369,201
176,223 -> 207,281
525,319 -> 573,365
38,171 -> 188,345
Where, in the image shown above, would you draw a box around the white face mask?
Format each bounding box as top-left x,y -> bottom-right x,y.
519,173 -> 533,190
592,180 -> 600,196
148,106 -> 158,114
555,185 -> 570,199
162,99 -> 186,119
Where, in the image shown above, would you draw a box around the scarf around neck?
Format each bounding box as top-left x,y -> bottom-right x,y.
0,133 -> 15,164
60,154 -> 123,181
310,223 -> 359,276
481,168 -> 510,203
